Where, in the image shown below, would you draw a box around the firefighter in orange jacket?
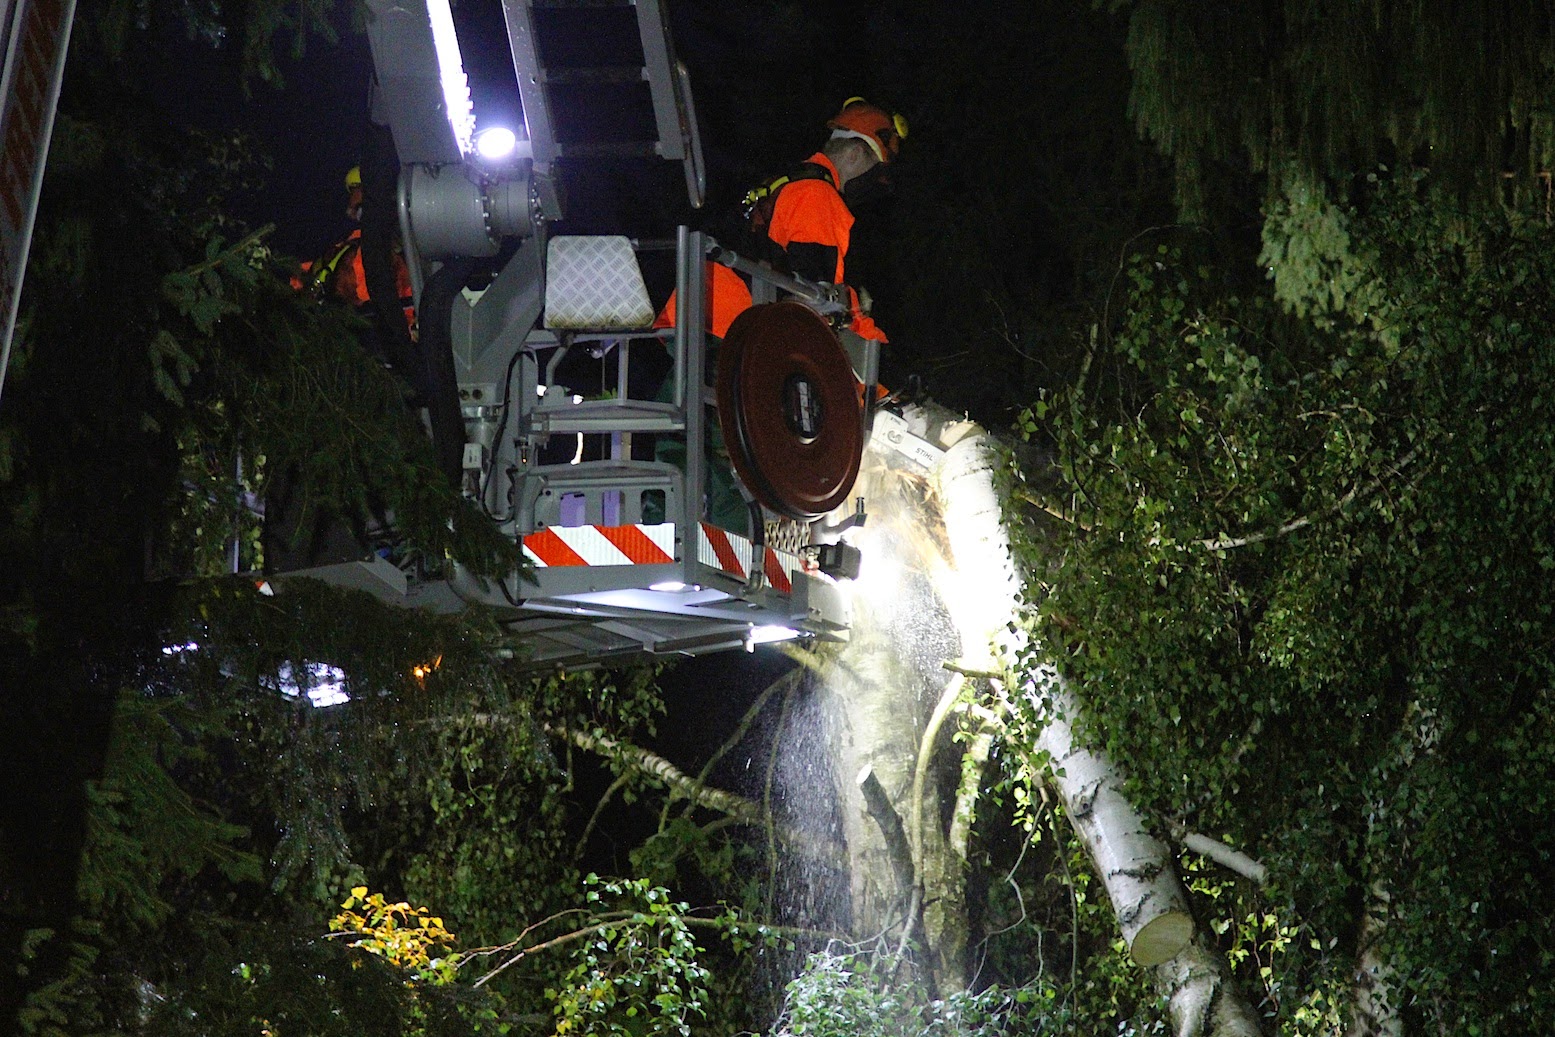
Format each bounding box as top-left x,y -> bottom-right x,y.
293,166 -> 417,336
657,97 -> 906,343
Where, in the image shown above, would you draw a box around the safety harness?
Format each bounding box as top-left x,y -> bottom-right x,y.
303,232 -> 362,300
740,161 -> 834,245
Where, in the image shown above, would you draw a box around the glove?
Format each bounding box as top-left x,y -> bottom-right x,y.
813,280 -> 851,314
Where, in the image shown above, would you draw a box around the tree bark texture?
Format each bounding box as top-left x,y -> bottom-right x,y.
1032,690 -> 1195,966
923,420 -> 1262,1035
814,442 -> 955,957
805,406 -> 991,990
1156,935 -> 1266,1037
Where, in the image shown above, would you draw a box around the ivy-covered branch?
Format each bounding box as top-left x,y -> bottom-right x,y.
1195,446 -> 1421,552
550,724 -> 843,867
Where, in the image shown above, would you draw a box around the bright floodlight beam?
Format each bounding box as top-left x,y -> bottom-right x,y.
746,625 -> 800,652
427,0 -> 475,154
475,126 -> 518,161
275,661 -> 351,709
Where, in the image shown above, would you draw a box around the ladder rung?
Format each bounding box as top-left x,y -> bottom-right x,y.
523,462 -> 679,487
533,402 -> 686,434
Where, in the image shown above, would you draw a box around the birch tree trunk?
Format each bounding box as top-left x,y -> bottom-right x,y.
1032,689 -> 1195,965
923,419 -> 1262,1036
801,407 -> 1265,1032
1156,935 -> 1267,1037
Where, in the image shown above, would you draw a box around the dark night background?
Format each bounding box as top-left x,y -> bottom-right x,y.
3,2 -> 1159,1026
34,1 -> 1555,1032
142,0 -> 1161,427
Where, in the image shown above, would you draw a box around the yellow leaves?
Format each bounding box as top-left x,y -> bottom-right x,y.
328,886 -> 460,986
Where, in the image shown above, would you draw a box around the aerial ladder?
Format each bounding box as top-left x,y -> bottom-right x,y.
282,0 -> 933,669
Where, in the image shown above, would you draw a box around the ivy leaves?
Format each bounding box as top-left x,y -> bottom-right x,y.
1013,175 -> 1555,1031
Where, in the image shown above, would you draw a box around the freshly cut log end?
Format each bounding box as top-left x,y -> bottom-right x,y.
1129,910 -> 1194,966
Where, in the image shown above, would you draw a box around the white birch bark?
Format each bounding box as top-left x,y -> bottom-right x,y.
931,422 -> 1188,965
1346,884 -> 1401,1037
922,417 -> 1261,1034
1157,935 -> 1266,1037
1031,685 -> 1195,965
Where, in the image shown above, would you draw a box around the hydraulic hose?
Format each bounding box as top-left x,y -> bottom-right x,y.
359,120 -> 468,487
415,258 -> 478,486
358,122 -> 420,380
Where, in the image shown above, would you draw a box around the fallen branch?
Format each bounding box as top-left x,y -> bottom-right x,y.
177,222 -> 275,278
1170,824 -> 1268,885
551,724 -> 843,868
858,764 -> 916,898
942,660 -> 1002,681
669,666 -> 802,832
1013,487 -> 1095,531
577,772 -> 632,857
552,724 -> 766,826
472,912 -> 840,989
473,914 -> 629,988
910,673 -> 967,857
427,712 -> 795,840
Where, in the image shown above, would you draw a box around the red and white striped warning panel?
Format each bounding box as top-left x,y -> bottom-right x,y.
697,522 -> 802,596
523,523 -> 676,568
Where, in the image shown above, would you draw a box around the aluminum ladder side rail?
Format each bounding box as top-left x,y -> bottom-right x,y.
498,0 -> 704,211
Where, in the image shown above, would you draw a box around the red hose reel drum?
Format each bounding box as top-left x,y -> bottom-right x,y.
715,302 -> 865,521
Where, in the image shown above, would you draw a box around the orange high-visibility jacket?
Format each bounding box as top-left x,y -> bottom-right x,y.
293,229 -> 417,332
656,152 -> 886,343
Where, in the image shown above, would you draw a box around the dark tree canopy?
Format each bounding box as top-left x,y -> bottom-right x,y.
1115,0 -> 1555,214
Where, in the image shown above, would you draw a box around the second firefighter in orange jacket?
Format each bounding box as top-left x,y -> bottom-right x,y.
292,165 -> 417,335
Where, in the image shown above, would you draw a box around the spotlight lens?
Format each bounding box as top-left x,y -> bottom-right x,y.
748,625 -> 800,645
476,127 -> 518,160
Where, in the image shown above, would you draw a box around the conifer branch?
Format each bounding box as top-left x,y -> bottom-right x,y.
181,223 -> 276,277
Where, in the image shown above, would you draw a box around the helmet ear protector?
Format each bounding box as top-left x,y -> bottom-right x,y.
344,165 -> 365,218
827,97 -> 908,163
842,96 -> 909,148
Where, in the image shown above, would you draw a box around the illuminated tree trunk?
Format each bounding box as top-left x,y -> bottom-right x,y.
925,422 -> 1261,1037
811,406 -> 986,992
815,588 -> 931,950
806,409 -> 1265,1030
814,439 -> 954,967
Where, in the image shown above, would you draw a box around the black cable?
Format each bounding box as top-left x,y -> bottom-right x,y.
479,347 -> 524,521
357,121 -> 420,381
